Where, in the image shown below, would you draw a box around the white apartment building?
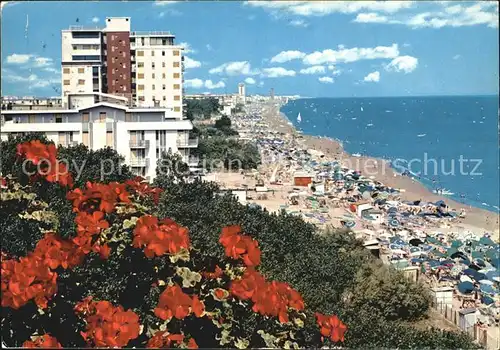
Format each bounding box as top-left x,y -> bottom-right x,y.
238,83 -> 246,104
61,17 -> 185,120
0,93 -> 198,180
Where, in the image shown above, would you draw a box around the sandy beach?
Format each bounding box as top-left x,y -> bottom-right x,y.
260,102 -> 499,235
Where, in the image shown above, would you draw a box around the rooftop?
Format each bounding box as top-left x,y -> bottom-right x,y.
66,25 -> 102,31
130,31 -> 174,37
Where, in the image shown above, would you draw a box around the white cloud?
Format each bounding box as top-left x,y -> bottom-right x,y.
3,72 -> 59,89
327,65 -> 342,76
33,57 -> 53,67
299,65 -> 325,75
245,1 -> 414,17
261,67 -> 296,78
270,50 -> 306,63
183,56 -> 201,69
385,55 -> 418,73
206,44 -> 213,51
363,71 -> 380,82
92,17 -> 99,23
209,61 -> 259,76
185,78 -> 204,89
246,1 -> 498,29
44,67 -> 60,74
154,1 -> 179,6
353,12 -> 389,23
185,79 -> 225,89
302,43 -> 399,65
452,54 -> 461,60
289,19 -> 309,27
258,81 -> 264,87
244,77 -> 256,85
179,42 -> 195,54
205,80 -> 226,89
318,76 -> 334,84
6,54 -> 33,64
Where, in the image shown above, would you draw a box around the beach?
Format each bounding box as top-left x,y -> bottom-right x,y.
261,102 -> 500,235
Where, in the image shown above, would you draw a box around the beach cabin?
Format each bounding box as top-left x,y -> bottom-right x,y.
363,239 -> 380,259
293,172 -> 314,187
402,266 -> 419,283
431,286 -> 454,307
458,308 -> 478,333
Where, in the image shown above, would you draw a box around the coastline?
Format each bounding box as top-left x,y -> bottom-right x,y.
262,102 -> 500,234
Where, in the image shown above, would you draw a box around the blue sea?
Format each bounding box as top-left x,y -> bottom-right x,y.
281,96 -> 500,213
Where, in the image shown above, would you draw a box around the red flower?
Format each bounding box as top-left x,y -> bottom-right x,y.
202,265 -> 223,279
125,177 -> 164,204
1,254 -> 57,309
16,140 -> 56,166
219,226 -> 261,267
315,313 -> 347,343
75,211 -> 109,236
213,288 -> 228,300
67,182 -> 130,213
33,233 -> 84,269
0,176 -> 7,188
154,284 -> 203,320
92,243 -> 111,260
146,331 -> 185,349
23,334 -> 62,348
75,298 -> 140,348
230,268 -> 267,300
133,215 -> 190,258
187,337 -> 198,349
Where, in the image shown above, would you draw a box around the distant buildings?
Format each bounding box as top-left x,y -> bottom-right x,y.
238,83 -> 246,104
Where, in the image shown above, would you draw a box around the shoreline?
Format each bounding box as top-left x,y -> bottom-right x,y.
262,102 -> 500,234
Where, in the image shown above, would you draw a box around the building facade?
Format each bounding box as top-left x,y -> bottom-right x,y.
0,93 -> 198,180
61,17 -> 184,119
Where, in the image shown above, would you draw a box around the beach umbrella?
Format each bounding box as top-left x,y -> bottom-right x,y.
475,259 -> 486,267
410,238 -> 424,246
441,259 -> 454,266
428,260 -> 440,268
411,258 -> 424,264
486,270 -> 500,282
473,272 -> 488,282
460,257 -> 471,266
342,221 -> 356,228
447,248 -> 459,257
480,284 -> 497,296
457,281 -> 475,294
479,279 -> 495,286
472,251 -> 485,260
481,295 -> 494,305
463,268 -> 477,277
451,240 -> 464,248
479,236 -> 495,246
389,219 -> 400,227
421,244 -> 434,252
468,264 -> 481,271
460,275 -> 473,283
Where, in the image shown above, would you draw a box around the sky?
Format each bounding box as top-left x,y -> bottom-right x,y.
1,0 -> 499,98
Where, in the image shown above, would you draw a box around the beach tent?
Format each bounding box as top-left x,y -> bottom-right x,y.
479,236 -> 495,246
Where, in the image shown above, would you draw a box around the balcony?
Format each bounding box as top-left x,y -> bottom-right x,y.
60,140 -> 79,147
177,138 -> 198,148
129,158 -> 149,167
188,156 -> 199,166
129,139 -> 150,148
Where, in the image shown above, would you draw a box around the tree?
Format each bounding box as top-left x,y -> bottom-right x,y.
154,149 -> 190,189
214,115 -> 232,130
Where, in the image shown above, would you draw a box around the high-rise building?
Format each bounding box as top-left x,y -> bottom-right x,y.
238,83 -> 246,104
61,17 -> 185,119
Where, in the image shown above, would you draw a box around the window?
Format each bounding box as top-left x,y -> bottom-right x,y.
162,62 -> 165,68
152,96 -> 156,101
138,73 -> 144,79
63,80 -> 70,86
82,132 -> 89,146
138,62 -> 144,68
63,68 -> 70,74
56,117 -> 62,123
111,46 -> 115,52
125,112 -> 132,122
92,67 -> 99,74
173,73 -> 180,79
173,84 -> 180,89
139,96 -> 145,101
122,51 -> 126,58
152,73 -> 156,79
151,51 -> 155,57
82,113 -> 89,122
174,107 -> 181,112
163,96 -> 166,101
173,62 -> 180,68
162,84 -> 166,90
138,85 -> 144,90
111,57 -> 115,63
162,51 -> 165,56
152,62 -> 155,69
137,50 -> 144,56
111,35 -> 116,41
99,112 -> 106,122
173,50 -> 180,56
78,79 -> 85,85
72,32 -> 99,39
72,55 -> 100,61
174,95 -> 180,101
106,131 -> 113,147
123,63 -> 127,69
162,73 -> 166,79
152,84 -> 155,90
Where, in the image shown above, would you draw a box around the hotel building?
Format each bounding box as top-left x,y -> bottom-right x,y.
1,17 -> 197,180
